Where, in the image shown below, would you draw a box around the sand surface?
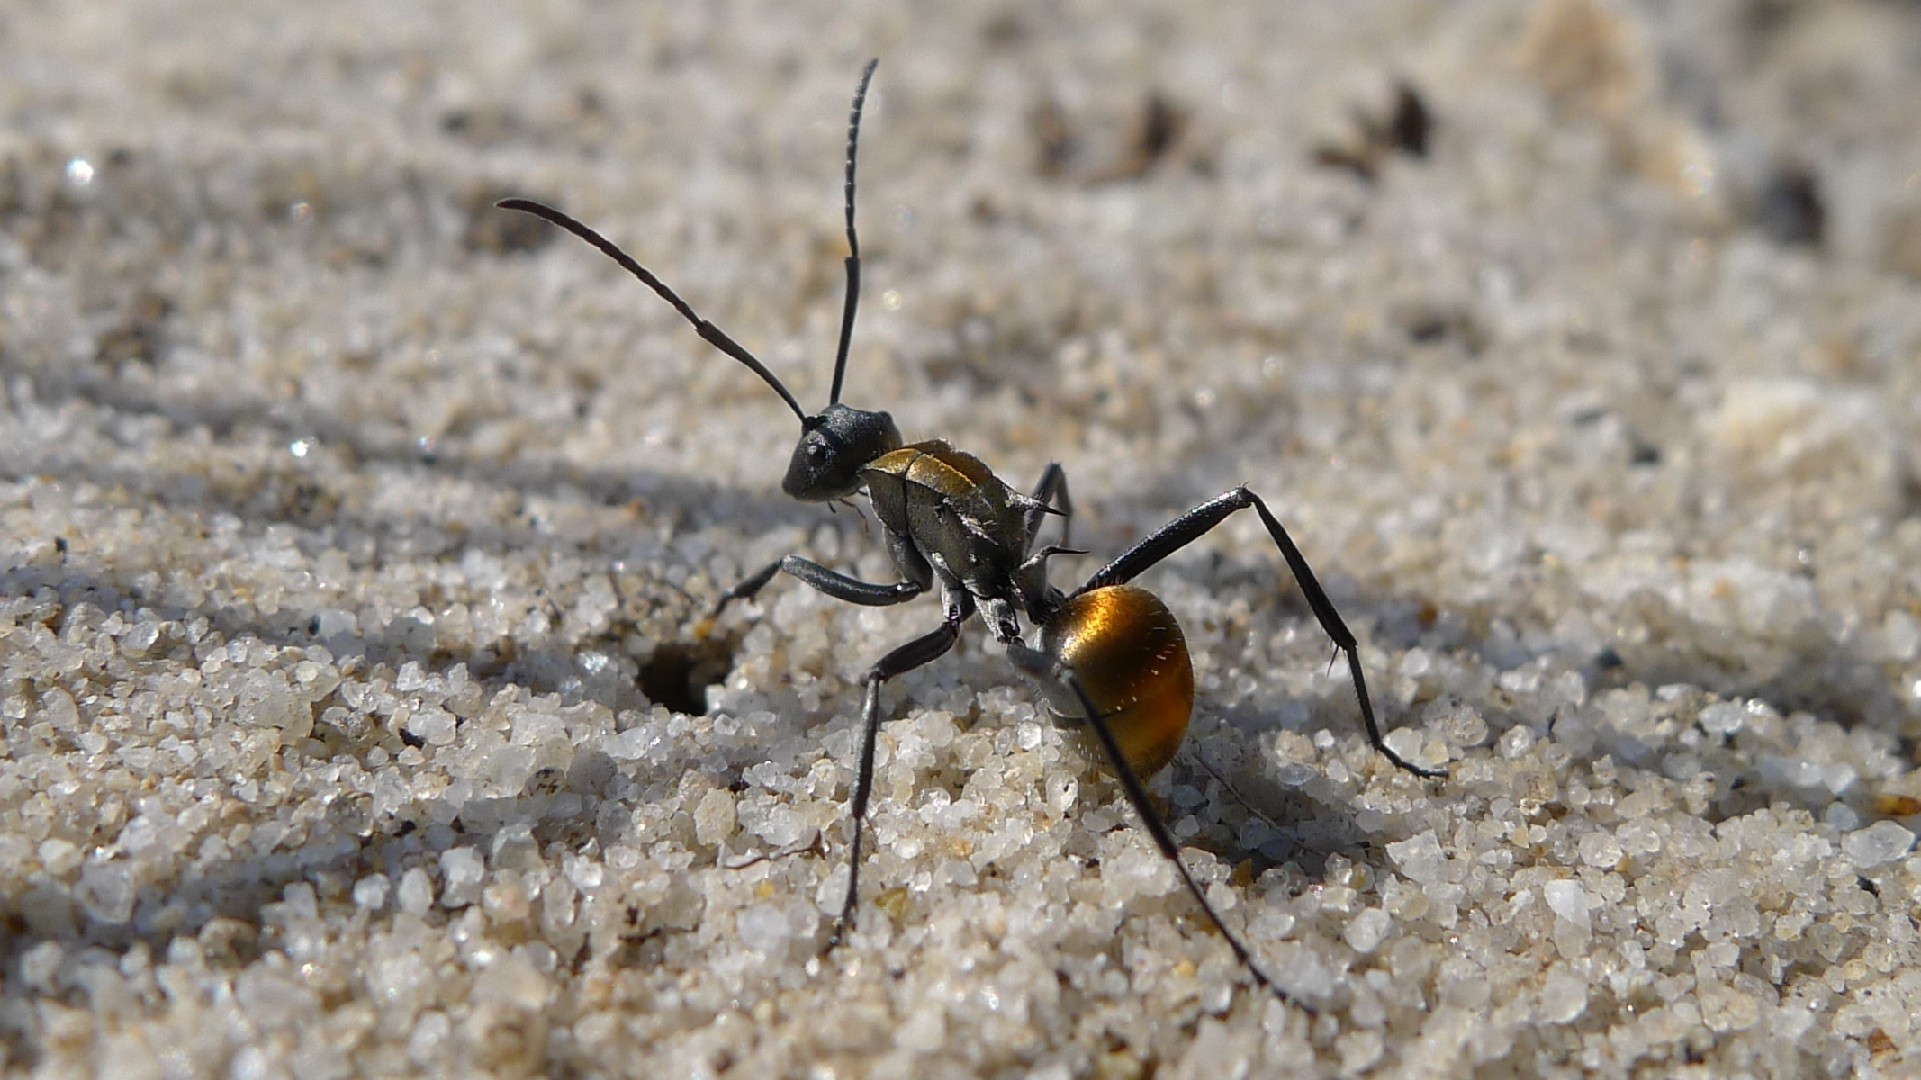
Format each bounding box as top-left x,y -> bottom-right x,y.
3,1 -> 1921,1076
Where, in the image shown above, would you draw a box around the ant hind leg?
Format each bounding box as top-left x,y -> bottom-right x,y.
1078,487 -> 1446,779
1004,642 -> 1306,1009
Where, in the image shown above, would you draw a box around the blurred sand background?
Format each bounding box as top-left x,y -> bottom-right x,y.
3,1 -> 1921,1076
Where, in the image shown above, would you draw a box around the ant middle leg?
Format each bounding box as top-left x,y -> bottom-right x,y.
1019,464 -> 1080,620
1025,462 -> 1074,552
1080,487 -> 1445,779
827,590 -> 975,949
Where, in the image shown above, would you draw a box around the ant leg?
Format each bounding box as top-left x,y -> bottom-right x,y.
1020,466 -> 1079,617
1187,745 -> 1289,835
828,591 -> 975,950
1003,642 -> 1306,1010
1025,463 -> 1075,553
1080,487 -> 1445,779
713,555 -> 924,619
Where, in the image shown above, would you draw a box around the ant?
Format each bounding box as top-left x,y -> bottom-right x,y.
498,59 -> 1446,1008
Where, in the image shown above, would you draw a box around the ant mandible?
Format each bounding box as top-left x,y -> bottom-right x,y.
499,58 -> 1446,1009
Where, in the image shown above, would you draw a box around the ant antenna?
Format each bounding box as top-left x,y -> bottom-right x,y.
494,199 -> 808,423
828,58 -> 879,408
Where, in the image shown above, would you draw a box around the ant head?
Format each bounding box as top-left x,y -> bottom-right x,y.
782,403 -> 902,501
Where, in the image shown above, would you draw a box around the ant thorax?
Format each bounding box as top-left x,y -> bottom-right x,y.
860,439 -> 1040,642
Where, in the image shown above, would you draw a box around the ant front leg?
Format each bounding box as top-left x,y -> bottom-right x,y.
828,590 -> 975,950
713,555 -> 925,619
1080,487 -> 1446,779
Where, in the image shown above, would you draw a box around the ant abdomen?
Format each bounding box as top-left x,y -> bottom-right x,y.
1037,585 -> 1194,779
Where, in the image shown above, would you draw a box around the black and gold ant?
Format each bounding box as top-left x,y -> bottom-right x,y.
499,59 -> 1445,1007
